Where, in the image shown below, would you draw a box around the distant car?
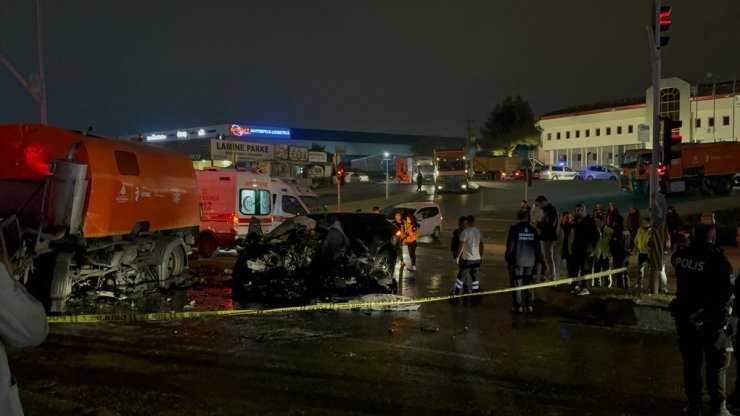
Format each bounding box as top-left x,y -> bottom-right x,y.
577,165 -> 619,181
537,165 -> 581,180
347,172 -> 370,182
232,213 -> 399,299
509,169 -> 525,180
387,202 -> 443,239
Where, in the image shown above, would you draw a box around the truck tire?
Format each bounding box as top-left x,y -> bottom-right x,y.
197,234 -> 219,258
154,238 -> 187,288
50,252 -> 74,313
710,176 -> 733,195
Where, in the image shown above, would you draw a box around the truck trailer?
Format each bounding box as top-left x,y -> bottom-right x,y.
620,141 -> 740,195
0,124 -> 200,312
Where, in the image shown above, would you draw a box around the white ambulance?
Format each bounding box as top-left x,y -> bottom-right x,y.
195,168 -> 326,257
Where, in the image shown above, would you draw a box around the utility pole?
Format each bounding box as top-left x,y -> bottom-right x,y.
0,0 -> 47,124
465,118 -> 476,156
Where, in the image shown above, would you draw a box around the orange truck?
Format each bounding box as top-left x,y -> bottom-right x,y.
620,141 -> 740,195
0,124 -> 200,312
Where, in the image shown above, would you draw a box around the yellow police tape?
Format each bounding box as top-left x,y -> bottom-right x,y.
47,268 -> 628,324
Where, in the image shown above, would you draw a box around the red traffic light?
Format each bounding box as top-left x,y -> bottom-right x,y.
657,165 -> 668,177
659,6 -> 672,31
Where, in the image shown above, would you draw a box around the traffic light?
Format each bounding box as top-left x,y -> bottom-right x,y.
652,5 -> 672,47
661,117 -> 682,171
337,167 -> 346,186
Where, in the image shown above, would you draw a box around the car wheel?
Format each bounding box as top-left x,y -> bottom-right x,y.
609,176 -> 617,181
432,226 -> 441,240
552,175 -> 559,180
374,248 -> 396,280
574,175 -> 582,180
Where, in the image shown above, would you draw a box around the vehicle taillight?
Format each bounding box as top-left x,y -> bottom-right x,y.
230,213 -> 239,234
657,165 -> 668,177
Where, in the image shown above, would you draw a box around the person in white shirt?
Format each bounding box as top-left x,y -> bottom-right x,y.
449,215 -> 484,303
0,218 -> 49,416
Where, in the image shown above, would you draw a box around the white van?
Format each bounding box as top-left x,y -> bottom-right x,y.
195,169 -> 326,257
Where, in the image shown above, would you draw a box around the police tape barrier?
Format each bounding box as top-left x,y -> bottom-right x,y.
47,268 -> 628,324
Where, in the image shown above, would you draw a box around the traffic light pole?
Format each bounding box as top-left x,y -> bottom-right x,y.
647,0 -> 666,295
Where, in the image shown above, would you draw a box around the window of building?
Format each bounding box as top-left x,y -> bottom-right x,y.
576,130 -> 580,138
617,126 -> 622,135
628,125 -> 633,134
723,116 -> 730,126
547,133 -> 552,141
577,154 -> 582,161
592,153 -> 597,161
557,132 -> 561,140
559,155 -> 568,163
696,118 -> 701,128
709,117 -> 715,127
606,127 -> 611,136
586,129 -> 590,137
566,131 -> 571,139
660,87 -> 681,121
608,152 -> 613,159
596,128 -> 601,136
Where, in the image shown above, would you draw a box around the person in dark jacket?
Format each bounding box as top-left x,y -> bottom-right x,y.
567,202 -> 600,296
726,224 -> 740,413
608,214 -> 631,288
627,204 -> 640,249
506,209 -> 541,313
671,225 -> 735,416
416,171 -> 424,192
534,195 -> 558,281
666,206 -> 682,244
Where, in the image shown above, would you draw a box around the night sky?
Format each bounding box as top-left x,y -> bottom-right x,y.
1,0 -> 739,138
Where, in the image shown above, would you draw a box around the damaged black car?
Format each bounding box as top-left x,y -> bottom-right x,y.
232,213 -> 399,301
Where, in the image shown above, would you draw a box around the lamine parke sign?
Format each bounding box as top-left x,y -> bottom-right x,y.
210,139 -> 275,161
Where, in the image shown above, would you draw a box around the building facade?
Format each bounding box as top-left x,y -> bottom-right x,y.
539,77 -> 740,169
120,123 -> 463,179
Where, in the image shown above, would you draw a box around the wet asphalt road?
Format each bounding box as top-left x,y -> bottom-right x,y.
9,184 -> 740,415
10,237 -> 717,416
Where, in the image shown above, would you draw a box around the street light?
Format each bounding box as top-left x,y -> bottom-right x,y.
383,152 -> 390,200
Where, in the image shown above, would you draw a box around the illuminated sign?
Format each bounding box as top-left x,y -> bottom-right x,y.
197,129 -> 206,136
229,124 -> 291,139
176,130 -> 188,138
146,134 -> 167,141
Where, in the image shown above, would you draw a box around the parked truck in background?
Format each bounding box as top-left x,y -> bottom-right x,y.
414,157 -> 435,183
0,124 -> 200,312
395,157 -> 412,182
620,141 -> 740,195
471,154 -> 522,180
434,149 -> 470,192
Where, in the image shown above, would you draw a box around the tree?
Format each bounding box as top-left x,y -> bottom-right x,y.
479,95 -> 541,156
309,143 -> 326,152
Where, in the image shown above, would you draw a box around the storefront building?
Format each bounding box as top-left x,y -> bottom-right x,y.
120,123 -> 462,179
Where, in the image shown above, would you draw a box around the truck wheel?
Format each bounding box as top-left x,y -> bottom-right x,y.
710,176 -> 733,195
198,234 -> 219,258
154,239 -> 187,288
432,226 -> 441,240
50,252 -> 74,313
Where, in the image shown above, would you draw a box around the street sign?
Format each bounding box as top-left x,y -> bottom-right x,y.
637,124 -> 650,143
332,153 -> 341,166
